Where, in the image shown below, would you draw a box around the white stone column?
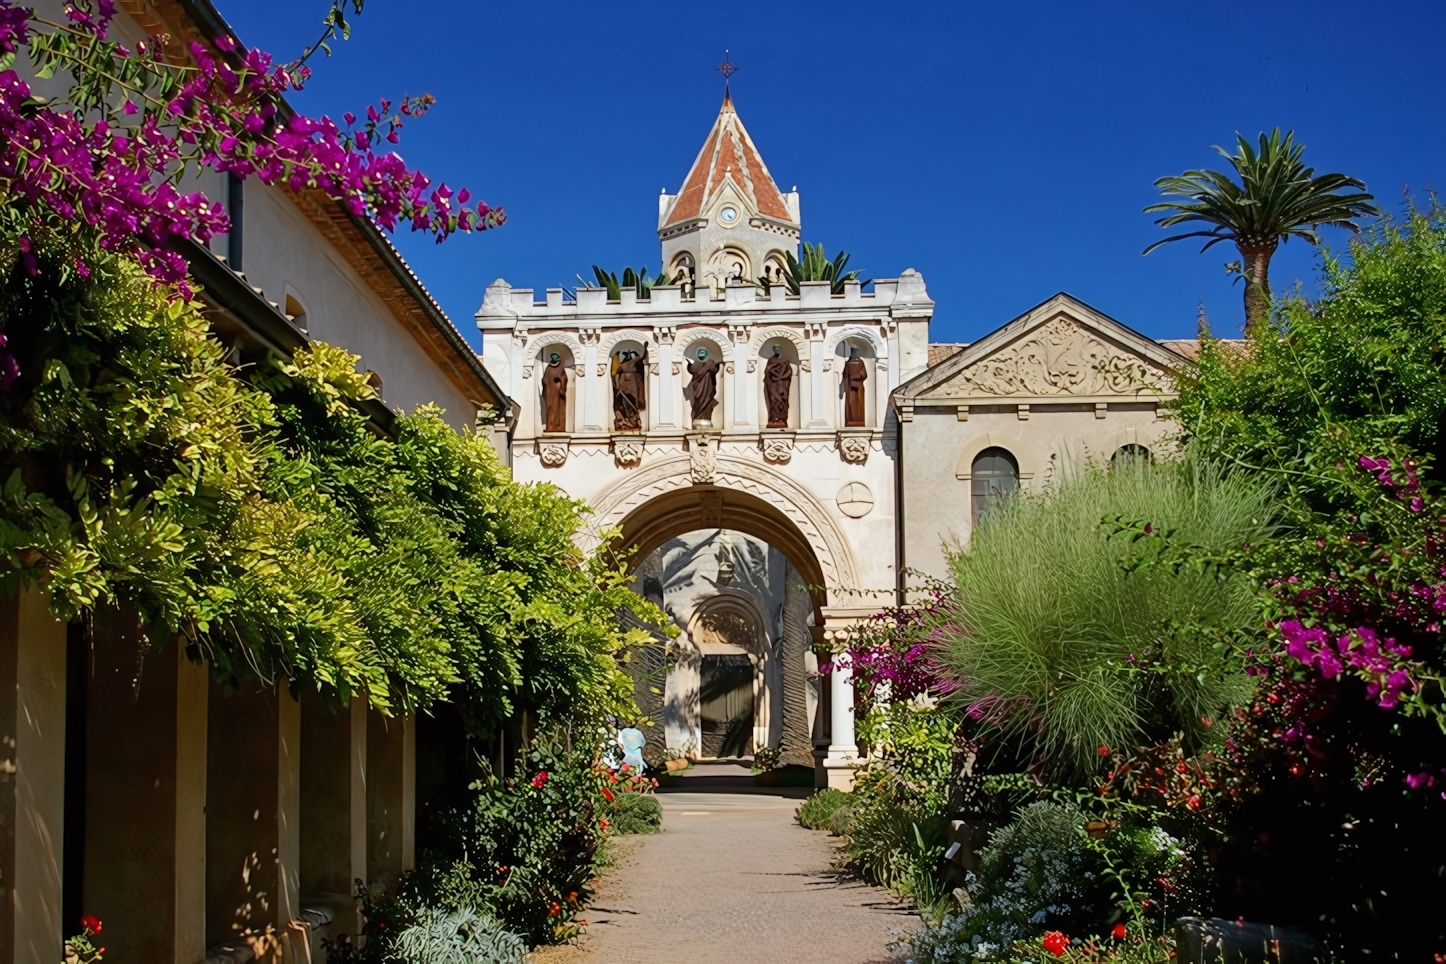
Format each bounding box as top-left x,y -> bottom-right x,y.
656,331 -> 675,429
807,327 -> 828,428
822,628 -> 859,790
581,332 -> 603,432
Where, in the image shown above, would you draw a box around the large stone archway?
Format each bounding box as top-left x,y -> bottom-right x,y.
584,452 -> 861,619
586,451 -> 864,785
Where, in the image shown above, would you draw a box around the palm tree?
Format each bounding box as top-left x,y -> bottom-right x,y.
762,242 -> 863,295
577,265 -> 675,300
1144,129 -> 1379,331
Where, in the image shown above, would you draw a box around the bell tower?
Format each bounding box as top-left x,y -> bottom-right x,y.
656,92 -> 801,298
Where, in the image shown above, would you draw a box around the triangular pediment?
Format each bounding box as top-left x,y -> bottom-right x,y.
897,293 -> 1189,403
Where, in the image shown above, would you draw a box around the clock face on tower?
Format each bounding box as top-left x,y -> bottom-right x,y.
718,205 -> 738,224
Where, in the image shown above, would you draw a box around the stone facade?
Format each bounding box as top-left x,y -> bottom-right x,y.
892,292 -> 1189,584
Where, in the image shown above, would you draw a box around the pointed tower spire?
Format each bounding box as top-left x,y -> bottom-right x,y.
656,85 -> 800,296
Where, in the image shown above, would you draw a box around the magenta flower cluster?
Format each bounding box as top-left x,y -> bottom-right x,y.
1278,620 -> 1415,710
0,0 -> 501,293
1359,454 -> 1424,513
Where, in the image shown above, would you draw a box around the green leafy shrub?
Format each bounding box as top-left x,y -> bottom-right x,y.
796,788 -> 851,829
392,905 -> 527,964
604,792 -> 662,835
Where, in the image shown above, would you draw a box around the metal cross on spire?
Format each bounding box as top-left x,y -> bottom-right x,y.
716,51 -> 738,93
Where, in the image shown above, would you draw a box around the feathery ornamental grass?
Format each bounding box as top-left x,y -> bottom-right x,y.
935,452 -> 1275,779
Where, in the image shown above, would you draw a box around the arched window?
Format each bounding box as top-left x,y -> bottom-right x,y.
971,447 -> 1019,524
1111,444 -> 1152,468
670,252 -> 696,298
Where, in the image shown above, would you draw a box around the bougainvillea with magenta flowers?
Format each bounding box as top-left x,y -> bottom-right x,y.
0,0 -> 500,295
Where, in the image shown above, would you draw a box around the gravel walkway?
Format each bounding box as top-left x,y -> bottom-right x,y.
531,792 -> 916,964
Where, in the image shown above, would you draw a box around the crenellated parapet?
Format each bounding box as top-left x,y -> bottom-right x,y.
476,271 -> 935,459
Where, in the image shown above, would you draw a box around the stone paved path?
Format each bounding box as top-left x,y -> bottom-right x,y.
531,792 -> 915,964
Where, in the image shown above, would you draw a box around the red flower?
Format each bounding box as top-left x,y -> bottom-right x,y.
1042,931 -> 1069,956
1111,922 -> 1127,940
1097,745 -> 1110,757
1186,794 -> 1202,811
601,787 -> 615,803
599,818 -> 610,832
80,915 -> 103,935
531,771 -> 549,789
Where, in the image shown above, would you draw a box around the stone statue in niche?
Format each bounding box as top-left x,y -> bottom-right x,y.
764,343 -> 792,428
842,346 -> 868,427
611,346 -> 648,432
687,346 -> 722,428
541,351 -> 568,433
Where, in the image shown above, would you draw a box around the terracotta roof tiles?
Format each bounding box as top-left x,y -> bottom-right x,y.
664,95 -> 794,228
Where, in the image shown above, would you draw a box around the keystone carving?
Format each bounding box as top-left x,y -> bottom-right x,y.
837,432 -> 871,464
689,435 -> 718,483
957,316 -> 1161,397
760,433 -> 795,464
612,436 -> 645,466
538,439 -> 569,467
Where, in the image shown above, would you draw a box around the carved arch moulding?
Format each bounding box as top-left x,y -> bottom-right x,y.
822,324 -> 889,372
747,326 -> 809,356
522,330 -> 586,379
582,454 -> 860,598
747,326 -> 810,373
673,328 -> 735,363
596,328 -> 657,376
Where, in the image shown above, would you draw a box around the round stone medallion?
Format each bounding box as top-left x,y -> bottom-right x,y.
836,481 -> 874,518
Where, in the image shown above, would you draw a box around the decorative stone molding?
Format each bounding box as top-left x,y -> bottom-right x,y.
759,432 -> 796,464
687,433 -> 719,483
952,316 -> 1163,397
579,327 -> 602,346
597,327 -> 654,360
674,328 -> 734,365
585,454 -> 861,595
836,431 -> 872,464
538,435 -> 570,467
747,326 -> 809,357
655,325 -> 677,345
835,481 -> 874,519
612,434 -> 645,466
823,324 -> 889,362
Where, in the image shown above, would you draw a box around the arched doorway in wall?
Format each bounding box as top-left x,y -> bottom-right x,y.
616,486 -> 832,770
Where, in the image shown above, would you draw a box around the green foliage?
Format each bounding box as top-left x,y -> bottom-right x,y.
391,906 -> 528,964
603,792 -> 662,835
905,802 -> 1186,963
0,213 -> 660,725
771,242 -> 862,295
1170,203 -> 1446,957
578,265 -> 674,300
1144,129 -> 1379,329
935,453 -> 1273,779
795,787 -> 851,830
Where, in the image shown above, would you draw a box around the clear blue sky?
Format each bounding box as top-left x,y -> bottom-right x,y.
219,1 -> 1445,347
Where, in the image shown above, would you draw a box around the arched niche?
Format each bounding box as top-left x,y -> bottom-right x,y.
607,338 -> 650,433
756,335 -> 801,430
762,250 -> 790,287
532,340 -> 578,434
675,330 -> 731,431
833,335 -> 878,428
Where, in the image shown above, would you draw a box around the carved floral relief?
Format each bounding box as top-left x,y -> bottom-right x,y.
952,317 -> 1162,397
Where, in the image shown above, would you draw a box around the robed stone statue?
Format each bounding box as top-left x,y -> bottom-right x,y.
612,346 -> 647,432
763,343 -> 792,429
687,346 -> 722,427
842,347 -> 868,427
541,351 -> 568,433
